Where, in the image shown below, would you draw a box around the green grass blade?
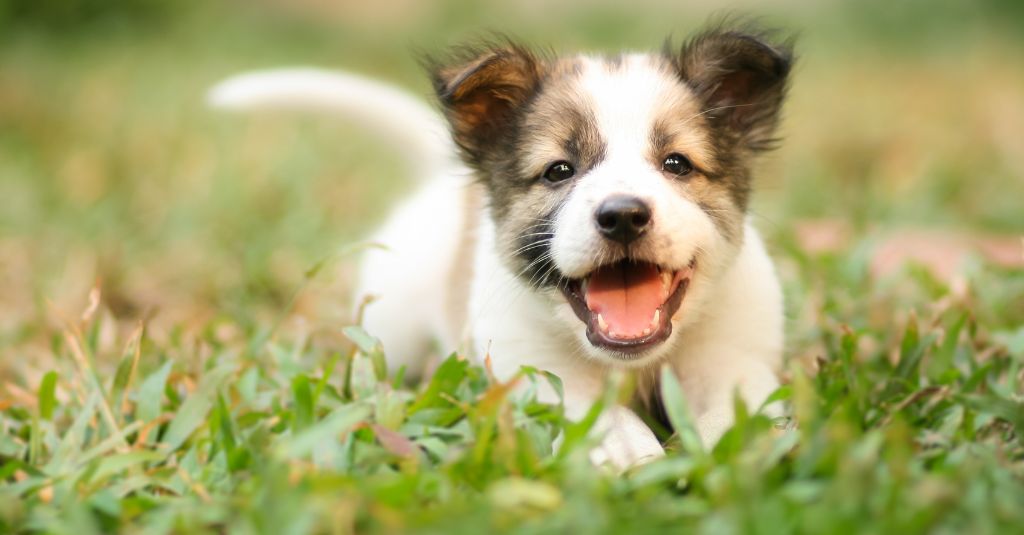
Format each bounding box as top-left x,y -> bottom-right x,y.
659,364 -> 705,456
38,371 -> 58,421
160,365 -> 234,452
275,404 -> 371,460
136,360 -> 173,424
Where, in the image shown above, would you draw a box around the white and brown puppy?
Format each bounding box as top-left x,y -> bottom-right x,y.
210,25 -> 793,469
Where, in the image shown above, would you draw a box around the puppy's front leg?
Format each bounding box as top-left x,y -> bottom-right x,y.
536,365 -> 664,470
673,354 -> 781,447
586,404 -> 665,469
667,228 -> 785,447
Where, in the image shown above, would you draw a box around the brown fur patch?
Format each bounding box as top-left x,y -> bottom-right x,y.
493,58 -> 610,287
666,26 -> 794,155
429,43 -> 546,164
643,68 -> 747,242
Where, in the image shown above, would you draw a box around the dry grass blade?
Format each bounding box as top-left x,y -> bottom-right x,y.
116,321 -> 146,422
64,332 -> 131,454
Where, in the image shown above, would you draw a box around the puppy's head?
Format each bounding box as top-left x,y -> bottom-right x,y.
430,27 -> 793,366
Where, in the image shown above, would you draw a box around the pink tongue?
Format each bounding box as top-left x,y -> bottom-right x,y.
585,262 -> 665,338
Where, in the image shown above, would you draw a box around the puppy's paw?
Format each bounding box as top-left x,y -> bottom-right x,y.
589,427 -> 665,471
694,368 -> 783,447
695,393 -> 784,447
695,408 -> 734,447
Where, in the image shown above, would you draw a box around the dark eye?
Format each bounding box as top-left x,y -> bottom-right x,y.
542,161 -> 575,183
662,153 -> 694,176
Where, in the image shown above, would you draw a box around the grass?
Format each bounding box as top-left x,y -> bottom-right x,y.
1,253 -> 1022,533
1,1 -> 1023,533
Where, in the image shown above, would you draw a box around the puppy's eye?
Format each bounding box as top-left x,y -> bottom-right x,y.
662,153 -> 694,176
542,161 -> 575,183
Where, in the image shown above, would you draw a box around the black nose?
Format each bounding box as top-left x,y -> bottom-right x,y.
595,195 -> 652,245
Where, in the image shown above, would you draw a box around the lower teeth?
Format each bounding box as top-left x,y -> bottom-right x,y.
593,309 -> 664,339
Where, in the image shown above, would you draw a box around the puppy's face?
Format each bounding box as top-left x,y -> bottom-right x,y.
432,28 -> 792,366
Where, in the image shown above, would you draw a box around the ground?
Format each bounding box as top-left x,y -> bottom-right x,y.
1,1 -> 1022,533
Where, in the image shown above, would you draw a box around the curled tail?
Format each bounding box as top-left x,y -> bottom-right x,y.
207,68 -> 458,180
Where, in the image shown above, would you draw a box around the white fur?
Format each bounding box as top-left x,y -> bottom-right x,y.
209,61 -> 784,470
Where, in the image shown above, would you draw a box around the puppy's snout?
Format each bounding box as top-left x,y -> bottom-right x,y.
595,195 -> 651,245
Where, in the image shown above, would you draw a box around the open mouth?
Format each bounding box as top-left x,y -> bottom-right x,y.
560,259 -> 695,355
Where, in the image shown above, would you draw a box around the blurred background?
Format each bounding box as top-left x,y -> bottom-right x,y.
1,0 -> 1022,379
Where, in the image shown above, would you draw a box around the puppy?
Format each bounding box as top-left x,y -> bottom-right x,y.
210,24 -> 793,469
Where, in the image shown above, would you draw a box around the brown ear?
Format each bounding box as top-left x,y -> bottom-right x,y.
429,43 -> 543,162
670,28 -> 793,151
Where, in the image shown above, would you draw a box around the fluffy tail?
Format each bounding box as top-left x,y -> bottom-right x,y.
207,68 -> 458,180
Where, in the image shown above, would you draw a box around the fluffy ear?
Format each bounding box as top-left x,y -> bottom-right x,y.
670,28 -> 793,151
428,43 -> 543,162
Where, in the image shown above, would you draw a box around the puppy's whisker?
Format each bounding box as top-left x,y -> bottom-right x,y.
517,232 -> 556,239
532,262 -> 562,290
525,262 -> 556,289
679,102 -> 757,128
515,253 -> 554,282
508,240 -> 551,257
747,209 -> 780,230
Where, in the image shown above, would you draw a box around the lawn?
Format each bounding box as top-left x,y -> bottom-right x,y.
1,1 -> 1023,533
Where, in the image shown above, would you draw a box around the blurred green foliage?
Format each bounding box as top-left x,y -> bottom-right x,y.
0,256 -> 1022,533
0,0 -> 186,31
